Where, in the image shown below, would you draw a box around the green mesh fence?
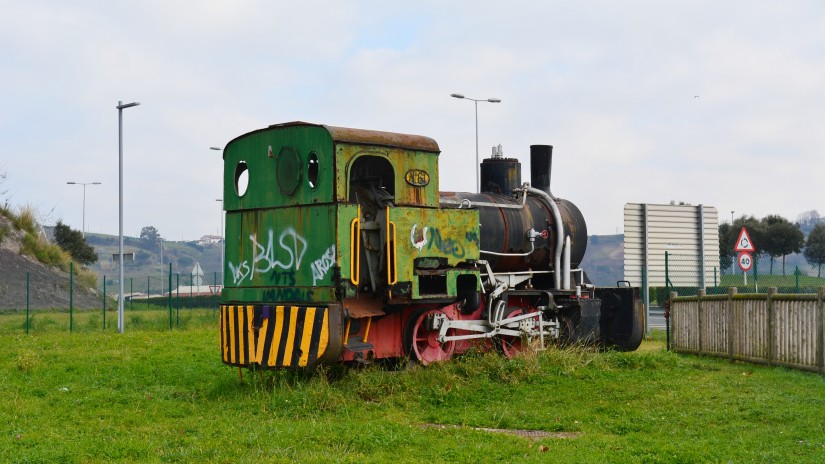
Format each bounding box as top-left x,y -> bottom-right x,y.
662,252 -> 825,301
0,266 -> 223,335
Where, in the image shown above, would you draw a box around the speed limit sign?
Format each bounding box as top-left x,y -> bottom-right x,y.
738,252 -> 753,272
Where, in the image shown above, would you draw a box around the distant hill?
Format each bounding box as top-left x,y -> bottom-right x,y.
79,231 -> 626,289
80,232 -> 223,288
580,234 -> 624,286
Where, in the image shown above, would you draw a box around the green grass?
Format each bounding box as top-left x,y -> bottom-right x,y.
719,273 -> 825,291
0,307 -> 217,334
2,322 -> 824,463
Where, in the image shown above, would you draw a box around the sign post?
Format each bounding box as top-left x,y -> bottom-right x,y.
734,227 -> 755,287
737,252 -> 753,286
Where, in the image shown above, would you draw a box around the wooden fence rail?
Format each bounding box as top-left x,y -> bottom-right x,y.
671,287 -> 825,374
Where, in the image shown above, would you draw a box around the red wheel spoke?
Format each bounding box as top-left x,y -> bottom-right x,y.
407,308 -> 455,365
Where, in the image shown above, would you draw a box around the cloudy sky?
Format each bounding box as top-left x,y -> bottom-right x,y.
2,1 -> 824,241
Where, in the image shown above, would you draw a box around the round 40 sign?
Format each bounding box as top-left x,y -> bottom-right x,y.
738,252 -> 753,272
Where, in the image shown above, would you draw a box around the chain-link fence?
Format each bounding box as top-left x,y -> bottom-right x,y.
658,252 -> 825,303
0,264 -> 223,335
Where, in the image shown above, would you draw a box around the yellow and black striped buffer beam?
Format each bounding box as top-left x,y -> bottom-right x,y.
220,305 -> 330,368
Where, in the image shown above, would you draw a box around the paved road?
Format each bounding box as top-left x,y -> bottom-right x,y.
649,306 -> 666,329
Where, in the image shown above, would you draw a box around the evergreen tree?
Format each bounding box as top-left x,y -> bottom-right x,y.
54,221 -> 98,265
761,215 -> 804,275
803,224 -> 825,278
140,226 -> 161,249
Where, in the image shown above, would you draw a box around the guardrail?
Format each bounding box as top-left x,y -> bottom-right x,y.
670,287 -> 825,374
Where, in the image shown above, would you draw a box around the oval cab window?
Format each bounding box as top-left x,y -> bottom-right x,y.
234,161 -> 249,197
307,152 -> 319,189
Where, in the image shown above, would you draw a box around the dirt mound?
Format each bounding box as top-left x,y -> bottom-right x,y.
0,215 -> 103,310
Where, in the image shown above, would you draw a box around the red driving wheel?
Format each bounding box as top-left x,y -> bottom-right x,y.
500,307 -> 528,359
404,308 -> 455,365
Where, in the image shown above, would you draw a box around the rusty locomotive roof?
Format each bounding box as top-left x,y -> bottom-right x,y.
321,124 -> 440,153
223,121 -> 440,156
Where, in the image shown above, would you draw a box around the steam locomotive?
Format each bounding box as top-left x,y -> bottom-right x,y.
219,122 -> 644,369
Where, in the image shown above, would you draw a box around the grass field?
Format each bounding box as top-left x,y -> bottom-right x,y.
719,272 -> 825,290
2,311 -> 824,463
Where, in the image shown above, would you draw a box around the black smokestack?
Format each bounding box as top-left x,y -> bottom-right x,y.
530,145 -> 553,194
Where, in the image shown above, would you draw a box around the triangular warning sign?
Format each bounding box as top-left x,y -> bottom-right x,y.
734,227 -> 755,252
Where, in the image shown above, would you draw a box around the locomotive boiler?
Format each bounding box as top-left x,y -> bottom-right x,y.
218,122 -> 644,369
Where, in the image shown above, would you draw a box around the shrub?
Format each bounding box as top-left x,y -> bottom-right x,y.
14,205 -> 37,234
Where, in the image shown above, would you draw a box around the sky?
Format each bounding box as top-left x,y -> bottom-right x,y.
2,1 -> 825,241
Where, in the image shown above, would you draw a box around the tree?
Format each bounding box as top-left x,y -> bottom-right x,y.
718,222 -> 735,271
140,226 -> 161,249
135,250 -> 152,264
761,215 -> 804,275
796,210 -> 822,236
804,224 -> 825,278
177,256 -> 194,268
721,216 -> 767,274
53,221 -> 98,265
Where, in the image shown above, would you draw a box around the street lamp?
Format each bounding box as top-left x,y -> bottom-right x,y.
450,93 -> 501,193
117,100 -> 139,334
731,210 -> 735,224
211,146 -> 224,285
66,181 -> 101,237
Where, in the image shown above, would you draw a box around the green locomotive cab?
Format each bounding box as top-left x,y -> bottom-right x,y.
219,122 -> 482,368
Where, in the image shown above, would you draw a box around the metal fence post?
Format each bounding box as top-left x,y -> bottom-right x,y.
168,263 -> 173,330
767,287 -> 776,366
754,256 -> 758,293
103,276 -> 107,331
697,288 -> 705,355
817,286 -> 824,374
795,266 -> 800,293
176,273 -> 180,322
147,275 -> 150,310
130,277 -> 133,311
26,272 -> 30,335
69,261 -> 73,333
727,287 -> 737,362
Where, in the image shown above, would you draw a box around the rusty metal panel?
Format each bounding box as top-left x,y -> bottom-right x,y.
323,125 -> 439,153
335,144 -> 440,207
224,205 -> 338,299
223,124 -> 335,211
390,206 -> 479,269
336,203 -> 359,296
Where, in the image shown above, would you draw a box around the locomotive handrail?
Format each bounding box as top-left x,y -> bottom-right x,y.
350,206 -> 361,285
480,228 -> 539,257
525,185 -> 564,289
386,206 -> 398,285
440,189 -> 528,210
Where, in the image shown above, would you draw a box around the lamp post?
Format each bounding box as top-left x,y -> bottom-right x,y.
450,93 -> 501,193
211,146 -> 224,285
731,210 -> 735,224
215,198 -> 224,284
66,181 -> 101,237
117,100 -> 140,334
